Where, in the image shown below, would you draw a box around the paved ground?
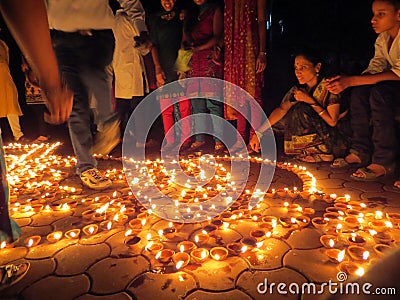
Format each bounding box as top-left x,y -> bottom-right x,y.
1,141 -> 400,300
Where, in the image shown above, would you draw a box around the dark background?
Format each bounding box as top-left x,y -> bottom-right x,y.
0,0 -> 376,139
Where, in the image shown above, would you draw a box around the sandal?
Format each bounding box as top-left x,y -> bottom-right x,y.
0,262 -> 30,290
331,152 -> 369,169
393,180 -> 400,190
350,164 -> 395,181
297,154 -> 334,163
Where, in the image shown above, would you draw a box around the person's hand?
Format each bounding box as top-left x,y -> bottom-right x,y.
293,87 -> 314,104
326,75 -> 349,94
43,82 -> 73,124
256,52 -> 267,73
249,134 -> 261,153
155,67 -> 166,87
134,31 -> 152,53
212,46 -> 223,66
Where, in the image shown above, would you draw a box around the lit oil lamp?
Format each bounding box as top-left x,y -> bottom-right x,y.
194,232 -> 209,245
47,231 -> 63,243
83,224 -> 99,236
128,219 -> 143,230
323,212 -> 341,226
25,235 -> 41,248
211,219 -> 224,229
173,252 -> 190,269
320,235 -> 337,248
220,212 -> 233,222
347,234 -> 366,246
82,209 -> 96,220
162,227 -> 177,240
227,242 -> 242,256
326,249 -> 345,263
202,224 -> 218,236
124,236 -> 141,251
210,247 -> 228,261
369,220 -> 386,232
311,217 -> 328,230
65,229 -> 81,239
155,249 -> 175,263
295,216 -> 310,228
250,229 -> 266,242
338,261 -> 361,275
347,245 -> 369,261
386,212 -> 400,226
177,241 -> 196,253
302,207 -> 315,215
344,216 -> 360,229
31,204 -> 44,213
145,241 -> 164,255
240,237 -> 257,250
372,231 -> 392,244
190,248 -> 209,263
279,216 -> 294,228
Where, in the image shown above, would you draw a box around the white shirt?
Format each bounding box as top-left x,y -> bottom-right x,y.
46,0 -> 147,33
364,28 -> 400,77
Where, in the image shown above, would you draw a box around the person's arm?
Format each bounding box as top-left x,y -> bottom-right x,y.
151,47 -> 166,86
0,0 -> 73,124
256,0 -> 267,73
118,0 -> 147,34
194,5 -> 223,52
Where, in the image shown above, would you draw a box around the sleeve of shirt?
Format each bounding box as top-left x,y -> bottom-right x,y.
118,0 -> 148,34
390,37 -> 400,78
363,34 -> 390,74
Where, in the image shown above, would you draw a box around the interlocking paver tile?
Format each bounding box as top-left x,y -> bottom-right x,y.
0,247 -> 28,265
286,228 -> 322,250
185,289 -> 253,300
75,292 -> 133,300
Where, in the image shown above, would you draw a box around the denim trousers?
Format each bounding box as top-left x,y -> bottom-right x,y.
51,30 -> 117,174
191,98 -> 224,142
350,81 -> 400,166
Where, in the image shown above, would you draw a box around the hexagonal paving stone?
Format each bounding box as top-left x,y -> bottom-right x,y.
26,239 -> 76,259
18,225 -> 53,239
14,217 -> 31,227
236,268 -> 308,300
30,211 -> 73,227
128,271 -> 196,300
55,243 -> 111,275
317,178 -> 346,190
344,181 -> 384,193
75,292 -> 133,300
0,247 -> 28,265
186,256 -> 248,291
286,228 -> 322,250
185,289 -> 253,300
80,228 -> 125,246
88,256 -> 150,294
283,248 -> 340,283
21,274 -> 90,300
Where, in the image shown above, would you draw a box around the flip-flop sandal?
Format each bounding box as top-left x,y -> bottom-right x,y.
350,166 -> 394,182
393,180 -> 400,191
0,262 -> 30,290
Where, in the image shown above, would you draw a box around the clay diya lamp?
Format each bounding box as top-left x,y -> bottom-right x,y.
372,232 -> 392,244
162,227 -> 177,240
65,200 -> 78,208
50,203 -> 62,211
334,202 -> 348,211
82,224 -> 99,236
190,248 -> 209,264
240,237 -> 258,251
172,221 -> 185,232
386,212 -> 400,226
47,231 -> 63,243
172,251 -> 190,269
326,207 -> 345,214
32,204 -> 43,213
250,229 -> 266,242
227,242 -> 242,256
344,216 -> 360,229
286,203 -> 301,213
295,216 -> 310,228
128,219 -> 143,230
312,217 -> 328,230
348,201 -> 363,210
347,234 -> 366,247
373,244 -> 392,258
92,212 -> 106,222
279,216 -> 296,228
320,235 -> 337,248
82,209 -> 96,220
65,229 -> 81,239
124,207 -> 136,217
177,241 -> 196,253
81,198 -> 94,206
211,219 -> 224,229
25,235 -> 41,248
261,216 -> 278,228
326,249 -> 345,263
202,224 -> 218,236
347,245 -> 369,261
345,209 -> 362,217
276,188 -> 289,197
323,212 -> 341,226
112,213 -> 128,226
338,261 -> 361,275
302,207 -> 315,215
124,236 -> 141,251
145,241 -> 164,255
194,232 -> 209,245
210,247 -> 228,261
369,220 -> 387,232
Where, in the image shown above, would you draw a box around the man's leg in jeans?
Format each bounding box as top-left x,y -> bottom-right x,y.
350,85 -> 373,161
369,81 -> 400,166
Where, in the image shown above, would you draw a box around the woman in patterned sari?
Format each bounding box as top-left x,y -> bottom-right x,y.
249,48 -> 350,162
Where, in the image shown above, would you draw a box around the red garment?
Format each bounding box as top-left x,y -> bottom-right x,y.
224,0 -> 264,124
160,97 -> 191,144
187,5 -> 223,97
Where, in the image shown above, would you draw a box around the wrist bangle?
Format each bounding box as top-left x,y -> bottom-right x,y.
318,110 -> 325,116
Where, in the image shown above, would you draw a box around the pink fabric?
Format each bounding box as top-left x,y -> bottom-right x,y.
160,97 -> 191,144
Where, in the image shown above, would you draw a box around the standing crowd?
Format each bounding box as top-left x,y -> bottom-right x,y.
1,0 -> 400,288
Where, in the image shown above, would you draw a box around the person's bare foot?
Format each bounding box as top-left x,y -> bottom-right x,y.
394,179 -> 400,189
344,153 -> 362,164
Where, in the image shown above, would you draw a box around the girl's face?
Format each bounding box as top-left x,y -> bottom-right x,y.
161,0 -> 176,12
193,0 -> 207,6
371,1 -> 400,34
294,55 -> 321,86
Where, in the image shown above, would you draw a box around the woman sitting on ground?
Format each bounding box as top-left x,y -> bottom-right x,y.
249,48 -> 350,162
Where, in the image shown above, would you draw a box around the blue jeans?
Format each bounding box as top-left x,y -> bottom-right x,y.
350,81 -> 400,166
51,30 -> 118,174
